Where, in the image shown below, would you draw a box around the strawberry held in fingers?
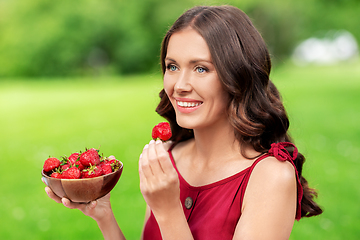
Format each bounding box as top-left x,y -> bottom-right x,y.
152,122 -> 172,141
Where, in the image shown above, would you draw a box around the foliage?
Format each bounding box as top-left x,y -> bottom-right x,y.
0,0 -> 359,77
0,0 -> 195,77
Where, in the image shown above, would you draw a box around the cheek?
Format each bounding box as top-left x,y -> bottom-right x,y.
209,85 -> 229,109
163,75 -> 174,97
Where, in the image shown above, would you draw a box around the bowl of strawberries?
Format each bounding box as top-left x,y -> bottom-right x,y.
42,148 -> 123,203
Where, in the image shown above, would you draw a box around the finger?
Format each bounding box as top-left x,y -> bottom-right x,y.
41,177 -> 47,186
155,140 -> 176,174
139,153 -> 146,181
139,144 -> 153,178
139,166 -> 149,194
147,140 -> 164,175
45,187 -> 62,204
62,198 -> 97,212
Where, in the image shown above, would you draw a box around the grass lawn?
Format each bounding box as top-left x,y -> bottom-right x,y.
0,61 -> 359,239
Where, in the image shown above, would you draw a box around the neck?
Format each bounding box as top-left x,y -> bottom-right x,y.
191,121 -> 242,164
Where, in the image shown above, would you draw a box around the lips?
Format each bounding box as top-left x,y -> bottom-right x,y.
175,99 -> 203,113
177,101 -> 202,108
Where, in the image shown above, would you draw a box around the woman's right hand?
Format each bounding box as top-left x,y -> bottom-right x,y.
43,181 -> 113,222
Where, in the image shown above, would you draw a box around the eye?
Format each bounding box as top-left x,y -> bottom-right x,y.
166,64 -> 178,72
196,66 -> 208,73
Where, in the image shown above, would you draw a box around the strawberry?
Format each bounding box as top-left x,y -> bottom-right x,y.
50,172 -> 62,179
75,160 -> 85,171
43,149 -> 120,179
81,165 -> 104,178
61,163 -> 70,171
152,122 -> 172,141
108,159 -> 116,165
60,156 -> 72,170
68,152 -> 80,165
101,164 -> 113,175
111,159 -> 122,172
79,148 -> 100,167
43,157 -> 61,172
62,167 -> 81,179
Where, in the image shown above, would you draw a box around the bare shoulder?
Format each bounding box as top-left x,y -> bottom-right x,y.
251,156 -> 296,184
235,156 -> 297,239
242,156 -> 297,210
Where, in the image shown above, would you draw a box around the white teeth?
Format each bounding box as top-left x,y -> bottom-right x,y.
177,101 -> 201,108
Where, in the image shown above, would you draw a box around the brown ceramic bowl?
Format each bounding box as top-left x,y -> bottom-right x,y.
42,162 -> 123,203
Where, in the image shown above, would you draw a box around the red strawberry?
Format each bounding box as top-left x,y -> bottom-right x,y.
61,163 -> 70,171
68,152 -> 80,165
43,157 -> 61,172
101,164 -> 113,175
75,160 -> 85,171
62,167 -> 81,179
81,165 -> 104,178
152,127 -> 159,140
51,172 -> 62,179
108,159 -> 116,165
152,122 -> 172,141
79,148 -> 100,167
111,159 -> 122,172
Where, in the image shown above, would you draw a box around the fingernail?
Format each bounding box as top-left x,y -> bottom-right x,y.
144,144 -> 149,149
139,153 -> 143,159
149,140 -> 155,144
156,139 -> 162,144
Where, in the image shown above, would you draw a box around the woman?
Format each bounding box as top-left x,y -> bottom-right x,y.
44,5 -> 322,240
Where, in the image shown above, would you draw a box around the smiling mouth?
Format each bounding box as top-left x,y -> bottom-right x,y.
177,101 -> 202,108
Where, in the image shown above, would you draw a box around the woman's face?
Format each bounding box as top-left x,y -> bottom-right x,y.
163,27 -> 229,130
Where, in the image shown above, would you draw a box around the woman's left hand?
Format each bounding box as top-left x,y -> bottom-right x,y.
139,140 -> 180,217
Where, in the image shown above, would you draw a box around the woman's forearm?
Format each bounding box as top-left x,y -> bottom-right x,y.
154,202 -> 194,240
96,211 -> 126,240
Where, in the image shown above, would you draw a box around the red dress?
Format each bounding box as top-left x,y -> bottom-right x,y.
142,142 -> 303,240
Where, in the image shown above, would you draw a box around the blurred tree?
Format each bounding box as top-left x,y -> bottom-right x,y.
245,2 -> 302,63
0,0 -> 195,77
0,0 -> 358,78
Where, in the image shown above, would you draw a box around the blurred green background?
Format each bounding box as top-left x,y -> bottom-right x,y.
0,0 -> 359,239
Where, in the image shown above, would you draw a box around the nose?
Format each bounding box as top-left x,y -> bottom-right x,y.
175,70 -> 192,93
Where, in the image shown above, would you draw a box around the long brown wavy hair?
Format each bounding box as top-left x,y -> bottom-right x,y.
156,5 -> 322,218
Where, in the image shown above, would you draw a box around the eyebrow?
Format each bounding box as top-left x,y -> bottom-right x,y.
165,57 -> 213,64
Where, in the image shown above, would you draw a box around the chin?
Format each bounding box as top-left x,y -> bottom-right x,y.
176,116 -> 197,130
176,116 -> 209,131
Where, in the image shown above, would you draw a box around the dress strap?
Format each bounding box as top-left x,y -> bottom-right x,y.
268,142 -> 298,161
267,142 -> 303,220
241,142 -> 303,220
